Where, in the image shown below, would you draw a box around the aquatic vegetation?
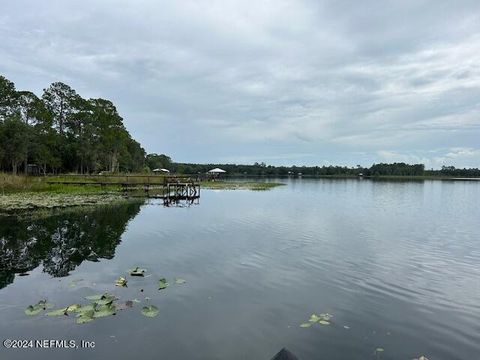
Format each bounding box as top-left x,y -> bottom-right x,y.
115,277 -> 128,287
158,278 -> 169,290
24,300 -> 53,316
76,310 -> 95,324
300,313 -> 333,328
129,267 -> 147,276
24,275 -> 186,324
141,305 -> 159,318
46,308 -> 68,317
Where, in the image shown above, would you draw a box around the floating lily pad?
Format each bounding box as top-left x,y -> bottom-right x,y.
141,305 -> 159,317
46,308 -> 68,316
66,304 -> 82,313
76,310 -> 95,324
158,278 -> 169,290
93,304 -> 116,318
375,348 -> 385,354
129,267 -> 147,277
77,304 -> 96,314
300,323 -> 312,328
309,314 -> 321,322
175,278 -> 186,285
86,293 -> 116,305
115,277 -> 128,287
25,300 -> 53,316
318,320 -> 330,325
25,304 -> 43,316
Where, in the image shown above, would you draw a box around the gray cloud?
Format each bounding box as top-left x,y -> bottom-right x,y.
1,0 -> 479,168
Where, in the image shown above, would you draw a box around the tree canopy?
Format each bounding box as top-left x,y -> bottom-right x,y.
0,75 -> 147,174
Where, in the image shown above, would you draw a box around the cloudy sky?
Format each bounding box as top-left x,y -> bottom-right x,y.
1,0 -> 479,168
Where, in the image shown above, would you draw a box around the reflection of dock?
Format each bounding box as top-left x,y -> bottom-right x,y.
46,177 -> 201,206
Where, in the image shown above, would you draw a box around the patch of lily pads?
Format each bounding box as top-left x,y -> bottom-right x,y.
24,267 -> 186,324
25,300 -> 54,315
300,313 -> 333,328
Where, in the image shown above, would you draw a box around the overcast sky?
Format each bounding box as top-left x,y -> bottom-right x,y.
1,0 -> 479,168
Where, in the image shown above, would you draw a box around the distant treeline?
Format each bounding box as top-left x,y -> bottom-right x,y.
0,75 -> 145,174
166,161 -> 480,178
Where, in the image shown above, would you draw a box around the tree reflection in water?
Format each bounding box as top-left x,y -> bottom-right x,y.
0,201 -> 143,289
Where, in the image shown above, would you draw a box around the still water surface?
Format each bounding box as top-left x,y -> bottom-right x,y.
0,179 -> 479,360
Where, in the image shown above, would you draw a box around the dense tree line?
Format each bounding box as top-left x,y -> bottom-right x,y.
171,162 -> 479,178
0,75 -> 146,174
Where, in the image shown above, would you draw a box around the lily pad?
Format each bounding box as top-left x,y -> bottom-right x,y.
25,304 -> 43,316
77,304 -> 96,314
76,310 -> 95,324
375,348 -> 385,354
318,320 -> 330,325
300,323 -> 312,328
66,304 -> 82,313
86,293 -> 116,305
309,314 -> 321,322
129,267 -> 147,277
115,277 -> 128,287
158,278 -> 169,290
46,308 -> 68,316
175,278 -> 186,285
141,305 -> 159,318
93,304 -> 116,318
25,300 -> 54,316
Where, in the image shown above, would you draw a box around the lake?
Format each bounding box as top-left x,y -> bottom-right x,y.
1,178 -> 479,360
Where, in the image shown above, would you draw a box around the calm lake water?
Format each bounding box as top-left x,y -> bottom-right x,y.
1,179 -> 479,360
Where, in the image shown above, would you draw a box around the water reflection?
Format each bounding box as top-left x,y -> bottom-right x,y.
0,201 -> 143,289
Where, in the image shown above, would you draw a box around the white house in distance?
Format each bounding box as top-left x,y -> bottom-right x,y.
152,168 -> 170,174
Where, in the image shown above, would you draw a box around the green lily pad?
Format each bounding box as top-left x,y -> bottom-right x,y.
93,304 -> 116,318
25,300 -> 54,316
158,278 -> 169,290
115,277 -> 128,287
375,348 -> 384,353
318,320 -> 330,325
129,267 -> 147,277
85,293 -> 116,305
300,322 -> 312,328
25,304 -> 43,316
141,305 -> 159,318
309,314 -> 321,322
175,278 -> 186,285
77,304 -> 96,314
66,304 -> 82,313
76,310 -> 95,324
46,308 -> 68,316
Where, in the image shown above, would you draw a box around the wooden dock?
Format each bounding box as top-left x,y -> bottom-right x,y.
46,177 -> 201,205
